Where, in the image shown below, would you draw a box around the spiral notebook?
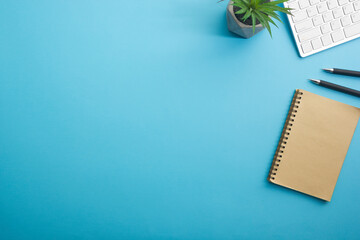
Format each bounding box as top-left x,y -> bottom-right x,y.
268,89 -> 360,201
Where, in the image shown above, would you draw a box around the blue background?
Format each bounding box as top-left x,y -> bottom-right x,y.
1,0 -> 360,239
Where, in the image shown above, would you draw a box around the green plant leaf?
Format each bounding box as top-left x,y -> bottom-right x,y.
261,10 -> 282,23
233,0 -> 248,9
260,5 -> 287,11
253,11 -> 272,37
258,0 -> 268,4
235,8 -> 248,15
242,9 -> 252,21
233,2 -> 247,9
251,13 -> 256,33
269,0 -> 289,4
258,11 -> 278,29
262,0 -> 288,6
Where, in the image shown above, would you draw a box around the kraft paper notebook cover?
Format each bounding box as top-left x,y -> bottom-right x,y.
268,89 -> 360,201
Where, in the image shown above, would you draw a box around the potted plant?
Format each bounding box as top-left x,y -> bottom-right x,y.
224,0 -> 291,38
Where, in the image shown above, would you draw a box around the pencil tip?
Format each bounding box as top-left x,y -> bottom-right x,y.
309,79 -> 320,84
323,68 -> 333,73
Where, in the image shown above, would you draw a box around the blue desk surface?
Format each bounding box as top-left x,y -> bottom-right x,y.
1,1 -> 360,239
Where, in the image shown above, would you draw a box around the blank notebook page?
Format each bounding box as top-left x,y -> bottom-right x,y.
268,89 -> 360,201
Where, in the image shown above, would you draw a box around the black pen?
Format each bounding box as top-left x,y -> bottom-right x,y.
309,79 -> 360,97
323,68 -> 360,78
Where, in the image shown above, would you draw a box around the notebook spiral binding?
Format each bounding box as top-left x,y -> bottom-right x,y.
268,90 -> 304,182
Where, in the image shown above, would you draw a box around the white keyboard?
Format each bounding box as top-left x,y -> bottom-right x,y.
284,0 -> 360,57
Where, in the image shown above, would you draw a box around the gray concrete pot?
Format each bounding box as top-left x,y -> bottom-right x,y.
226,1 -> 264,38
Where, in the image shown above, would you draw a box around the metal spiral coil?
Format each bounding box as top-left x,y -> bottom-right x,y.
269,90 -> 304,181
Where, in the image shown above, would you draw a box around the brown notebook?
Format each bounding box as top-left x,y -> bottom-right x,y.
268,89 -> 360,201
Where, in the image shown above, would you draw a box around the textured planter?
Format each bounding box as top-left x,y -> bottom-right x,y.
226,1 -> 264,38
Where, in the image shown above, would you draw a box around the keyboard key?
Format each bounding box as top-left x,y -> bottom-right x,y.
354,1 -> 360,10
321,23 -> 332,33
293,10 -> 308,22
307,6 -> 318,17
333,8 -> 344,18
288,1 -> 300,12
327,0 -> 339,9
301,42 -> 313,53
331,30 -> 345,42
344,22 -> 360,36
338,0 -> 348,5
298,28 -> 321,42
310,0 -> 320,4
311,38 -> 323,49
343,4 -> 355,14
351,12 -> 360,22
313,15 -> 324,26
321,34 -> 333,45
317,3 -> 328,13
323,12 -> 334,22
295,19 -> 314,32
349,0 -> 356,2
341,15 -> 352,26
299,0 -> 310,8
331,19 -> 342,29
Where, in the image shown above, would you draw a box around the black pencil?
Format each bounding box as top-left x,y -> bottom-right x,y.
323,68 -> 360,78
309,79 -> 360,97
